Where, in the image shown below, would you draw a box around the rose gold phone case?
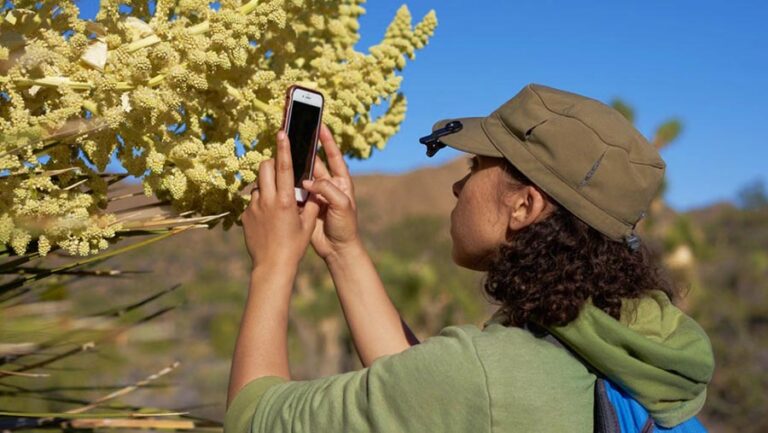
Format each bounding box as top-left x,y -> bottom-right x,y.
281,84 -> 325,206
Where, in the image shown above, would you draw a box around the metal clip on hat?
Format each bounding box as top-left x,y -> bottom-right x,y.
419,120 -> 463,157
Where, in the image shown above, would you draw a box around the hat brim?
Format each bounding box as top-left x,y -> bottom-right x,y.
431,117 -> 504,158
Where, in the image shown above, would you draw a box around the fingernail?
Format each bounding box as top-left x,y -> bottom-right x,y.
277,130 -> 286,141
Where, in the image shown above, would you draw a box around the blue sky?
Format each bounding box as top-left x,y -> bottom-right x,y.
75,1 -> 766,212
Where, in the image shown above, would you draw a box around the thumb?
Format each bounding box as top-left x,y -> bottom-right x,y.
299,193 -> 321,233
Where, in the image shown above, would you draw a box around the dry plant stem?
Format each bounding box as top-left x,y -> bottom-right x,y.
116,215 -> 227,230
0,228 -> 186,290
1,364 -> 204,422
63,361 -> 183,415
1,266 -> 139,277
4,167 -> 82,178
89,283 -> 181,318
0,341 -> 95,378
68,418 -> 195,429
3,305 -> 181,383
107,190 -> 147,201
0,369 -> 49,377
7,361 -> 186,428
0,410 -> 193,418
0,286 -> 178,366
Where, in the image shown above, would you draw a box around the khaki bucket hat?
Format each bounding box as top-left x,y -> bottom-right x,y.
419,83 -> 666,249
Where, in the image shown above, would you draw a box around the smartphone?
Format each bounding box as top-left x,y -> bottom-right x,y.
281,85 -> 324,205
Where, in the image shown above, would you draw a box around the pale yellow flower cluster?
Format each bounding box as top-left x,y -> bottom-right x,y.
0,170 -> 119,257
0,0 -> 437,257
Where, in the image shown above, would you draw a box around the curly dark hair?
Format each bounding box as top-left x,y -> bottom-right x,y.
481,160 -> 679,328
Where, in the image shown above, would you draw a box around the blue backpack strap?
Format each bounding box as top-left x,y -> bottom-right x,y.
594,377 -> 622,433
602,378 -> 709,432
601,376 -> 656,432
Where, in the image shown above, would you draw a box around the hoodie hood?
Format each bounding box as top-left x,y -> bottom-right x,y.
483,290 -> 715,428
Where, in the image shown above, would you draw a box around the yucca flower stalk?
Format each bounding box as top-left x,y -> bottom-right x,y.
0,0 -> 437,258
1,1 -> 438,430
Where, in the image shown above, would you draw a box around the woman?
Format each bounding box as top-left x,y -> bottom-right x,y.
224,83 -> 714,433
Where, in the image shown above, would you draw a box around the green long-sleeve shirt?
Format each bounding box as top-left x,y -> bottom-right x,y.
224,290 -> 714,433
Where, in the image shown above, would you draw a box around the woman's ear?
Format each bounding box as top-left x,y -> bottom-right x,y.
506,186 -> 550,232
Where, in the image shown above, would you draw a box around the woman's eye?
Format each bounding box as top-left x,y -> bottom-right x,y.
467,158 -> 477,171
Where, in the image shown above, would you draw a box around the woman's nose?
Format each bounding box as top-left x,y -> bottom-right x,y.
452,175 -> 468,198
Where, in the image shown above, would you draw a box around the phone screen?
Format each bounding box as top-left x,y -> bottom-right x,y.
287,100 -> 321,187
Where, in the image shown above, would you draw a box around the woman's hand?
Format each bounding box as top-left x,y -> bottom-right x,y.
241,130 -> 320,270
300,124 -> 361,262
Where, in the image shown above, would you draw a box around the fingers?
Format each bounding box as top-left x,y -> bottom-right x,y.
254,131 -> 296,204
275,130 -> 295,202
318,124 -> 351,180
311,154 -> 331,180
310,154 -> 350,195
257,158 -> 275,201
302,178 -> 351,210
249,184 -> 260,202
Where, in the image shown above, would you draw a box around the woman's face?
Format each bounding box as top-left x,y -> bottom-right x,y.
450,155 -> 553,271
450,155 -> 510,271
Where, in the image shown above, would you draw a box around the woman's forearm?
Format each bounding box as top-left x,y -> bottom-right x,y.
325,241 -> 420,367
226,266 -> 295,409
